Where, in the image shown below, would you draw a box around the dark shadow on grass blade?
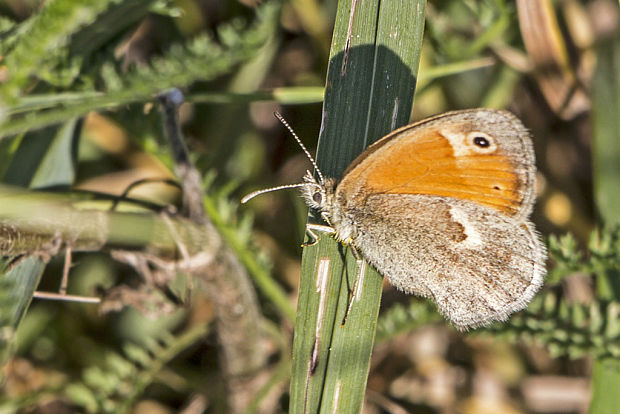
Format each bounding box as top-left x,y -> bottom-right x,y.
316,52 -> 419,178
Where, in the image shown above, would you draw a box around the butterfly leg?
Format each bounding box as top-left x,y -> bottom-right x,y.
302,224 -> 366,325
342,246 -> 366,325
303,223 -> 336,247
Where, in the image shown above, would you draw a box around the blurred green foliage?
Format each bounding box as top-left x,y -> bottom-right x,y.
0,0 -> 617,413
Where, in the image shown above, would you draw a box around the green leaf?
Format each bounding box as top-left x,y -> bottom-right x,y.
2,118 -> 80,189
0,257 -> 46,367
65,383 -> 99,413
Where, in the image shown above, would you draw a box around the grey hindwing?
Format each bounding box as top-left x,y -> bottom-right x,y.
349,193 -> 546,329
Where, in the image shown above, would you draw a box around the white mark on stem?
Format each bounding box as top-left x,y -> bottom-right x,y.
310,258 -> 331,373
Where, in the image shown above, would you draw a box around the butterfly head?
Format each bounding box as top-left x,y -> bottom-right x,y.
300,170 -> 330,210
241,112 -> 356,243
300,170 -> 358,243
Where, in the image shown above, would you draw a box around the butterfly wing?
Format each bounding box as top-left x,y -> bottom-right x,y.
328,109 -> 544,328
348,193 -> 545,329
337,109 -> 536,221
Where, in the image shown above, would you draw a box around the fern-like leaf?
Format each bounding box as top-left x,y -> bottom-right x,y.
0,1 -> 280,139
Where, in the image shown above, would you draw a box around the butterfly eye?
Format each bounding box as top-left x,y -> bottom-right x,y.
312,191 -> 322,204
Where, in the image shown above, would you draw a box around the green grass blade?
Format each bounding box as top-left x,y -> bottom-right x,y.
0,257 -> 46,368
592,38 -> 620,226
2,119 -> 80,188
289,1 -> 426,412
589,35 -> 620,414
591,358 -> 620,414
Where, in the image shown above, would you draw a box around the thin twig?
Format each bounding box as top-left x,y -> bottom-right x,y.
33,291 -> 101,303
157,89 -> 268,413
59,246 -> 71,295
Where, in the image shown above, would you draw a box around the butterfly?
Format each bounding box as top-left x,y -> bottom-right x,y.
244,109 -> 546,330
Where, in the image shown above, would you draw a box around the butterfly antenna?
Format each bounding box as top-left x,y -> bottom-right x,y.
241,183 -> 307,204
274,112 -> 325,184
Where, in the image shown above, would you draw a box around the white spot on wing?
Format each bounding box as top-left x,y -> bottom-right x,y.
449,206 -> 483,248
440,129 -> 469,156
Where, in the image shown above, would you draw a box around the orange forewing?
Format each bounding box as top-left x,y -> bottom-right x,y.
339,126 -> 523,216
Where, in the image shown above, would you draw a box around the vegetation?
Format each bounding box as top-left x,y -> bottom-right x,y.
0,0 -> 618,413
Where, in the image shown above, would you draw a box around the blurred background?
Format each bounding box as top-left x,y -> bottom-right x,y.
0,0 -> 619,413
